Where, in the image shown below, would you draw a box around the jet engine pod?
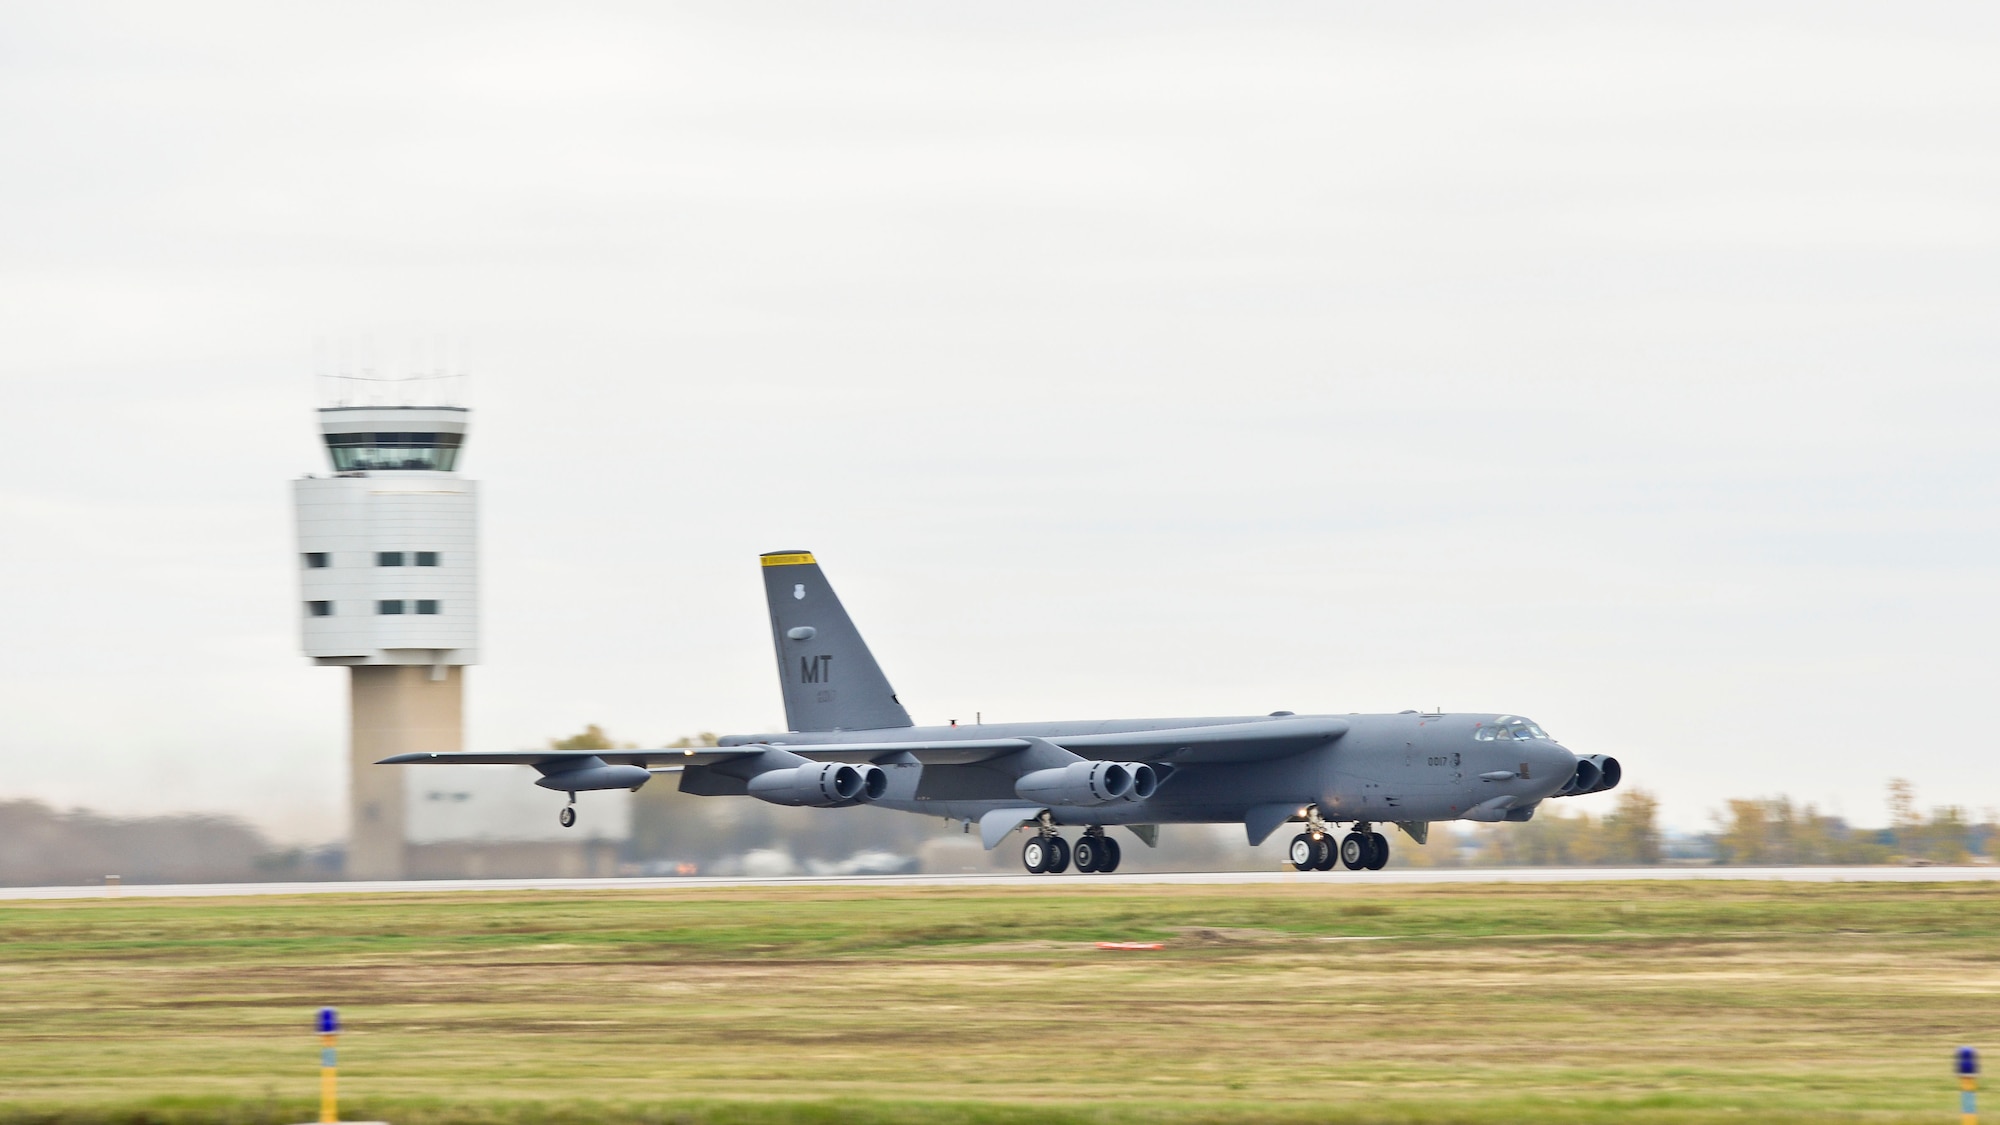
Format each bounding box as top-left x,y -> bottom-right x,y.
1014,760 -> 1150,807
746,762 -> 869,807
533,762 -> 652,793
1559,757 -> 1603,797
856,764 -> 889,801
1583,754 -> 1621,794
1128,763 -> 1159,801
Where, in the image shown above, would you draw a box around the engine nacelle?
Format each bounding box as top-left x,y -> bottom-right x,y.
746,762 -> 884,808
1584,754 -> 1621,794
1014,760 -> 1156,807
1556,754 -> 1622,797
1558,757 -> 1602,797
533,762 -> 652,793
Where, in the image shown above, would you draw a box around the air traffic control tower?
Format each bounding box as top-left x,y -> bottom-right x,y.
294,397 -> 477,879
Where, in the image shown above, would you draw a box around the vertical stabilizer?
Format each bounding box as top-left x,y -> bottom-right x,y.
760,552 -> 914,732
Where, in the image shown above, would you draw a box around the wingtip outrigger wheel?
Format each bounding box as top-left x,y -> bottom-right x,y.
559,793 -> 577,829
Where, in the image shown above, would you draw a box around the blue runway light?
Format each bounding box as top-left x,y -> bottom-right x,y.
318,1006 -> 339,1034
1964,1047 -> 1982,1076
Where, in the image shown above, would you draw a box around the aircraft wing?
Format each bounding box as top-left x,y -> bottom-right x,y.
767,718 -> 1349,766
376,740 -> 1034,769
1050,716 -> 1349,763
380,719 -> 1344,770
378,749 -> 770,768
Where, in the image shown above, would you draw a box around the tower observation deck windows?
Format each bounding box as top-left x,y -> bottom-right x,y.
416,600 -> 440,615
378,600 -> 405,615
377,552 -> 404,566
324,431 -> 463,472
416,551 -> 439,566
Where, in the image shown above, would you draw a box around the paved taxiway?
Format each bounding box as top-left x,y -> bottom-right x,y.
3,865 -> 1996,900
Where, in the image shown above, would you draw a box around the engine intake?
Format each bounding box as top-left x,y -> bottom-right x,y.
747,762 -> 885,808
1015,760 -> 1156,807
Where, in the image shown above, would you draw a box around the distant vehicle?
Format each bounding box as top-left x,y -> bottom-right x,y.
385,552 -> 1620,874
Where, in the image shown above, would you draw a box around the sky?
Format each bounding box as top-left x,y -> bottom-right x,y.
1,2 -> 1995,843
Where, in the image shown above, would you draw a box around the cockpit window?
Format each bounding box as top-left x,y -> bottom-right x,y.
1474,715 -> 1549,742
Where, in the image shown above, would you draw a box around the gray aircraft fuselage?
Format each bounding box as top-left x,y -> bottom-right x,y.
722,712 -> 1580,829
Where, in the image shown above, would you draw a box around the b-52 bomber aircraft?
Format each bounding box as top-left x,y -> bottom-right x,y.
384,551 -> 1622,874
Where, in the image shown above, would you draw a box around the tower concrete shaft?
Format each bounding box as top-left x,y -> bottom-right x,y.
346,665 -> 464,879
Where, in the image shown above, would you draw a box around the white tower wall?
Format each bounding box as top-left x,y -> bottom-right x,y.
294,476 -> 479,665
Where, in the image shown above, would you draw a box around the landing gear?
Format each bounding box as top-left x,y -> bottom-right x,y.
558,795 -> 577,829
1023,833 -> 1072,874
1289,832 -> 1334,872
1340,831 -> 1368,870
1287,806 -> 1341,872
1340,826 -> 1389,870
1023,836 -> 1050,873
1074,831 -> 1122,874
1043,834 -> 1071,874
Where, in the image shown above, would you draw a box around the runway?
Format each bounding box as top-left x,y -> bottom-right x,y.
4,864 -> 1997,900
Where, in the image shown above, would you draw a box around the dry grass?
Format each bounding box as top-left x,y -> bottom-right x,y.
0,881 -> 1995,1123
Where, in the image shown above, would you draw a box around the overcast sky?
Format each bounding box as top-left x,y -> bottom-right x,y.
2,2 -> 1995,843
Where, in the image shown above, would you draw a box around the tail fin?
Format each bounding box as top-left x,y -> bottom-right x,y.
760,551 -> 914,732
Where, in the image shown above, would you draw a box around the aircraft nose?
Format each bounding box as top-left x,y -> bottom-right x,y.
1537,742 -> 1581,792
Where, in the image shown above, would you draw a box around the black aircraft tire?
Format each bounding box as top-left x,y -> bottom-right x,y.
1100,837 -> 1121,873
1044,835 -> 1071,874
1365,832 -> 1389,871
1312,835 -> 1338,871
559,806 -> 576,829
1340,832 -> 1368,870
1288,833 -> 1316,871
1073,838 -> 1100,873
1022,838 -> 1049,874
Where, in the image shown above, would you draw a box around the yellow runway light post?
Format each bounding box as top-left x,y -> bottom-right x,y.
317,1007 -> 339,1123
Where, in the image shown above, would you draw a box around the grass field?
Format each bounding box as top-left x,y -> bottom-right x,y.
1,880 -> 1996,1124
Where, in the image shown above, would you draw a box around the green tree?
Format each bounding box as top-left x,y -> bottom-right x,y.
548,724 -> 633,751
1602,789 -> 1662,865
1885,779 -> 1972,864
